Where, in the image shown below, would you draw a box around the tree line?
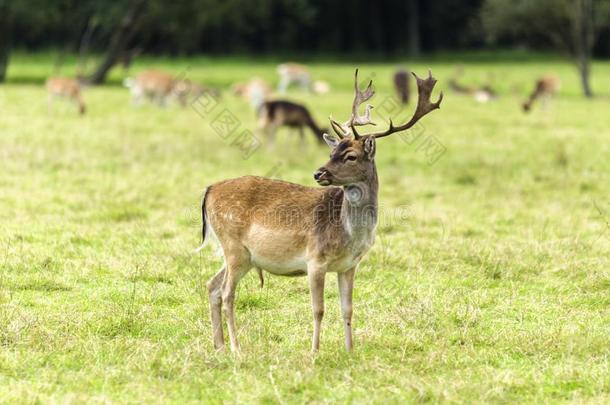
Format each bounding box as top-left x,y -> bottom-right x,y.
1,0 -> 609,96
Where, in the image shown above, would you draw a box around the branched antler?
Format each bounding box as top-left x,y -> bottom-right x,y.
369,70 -> 443,139
330,69 -> 376,139
328,69 -> 442,140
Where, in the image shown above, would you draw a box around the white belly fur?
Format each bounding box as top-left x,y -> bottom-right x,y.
250,252 -> 307,275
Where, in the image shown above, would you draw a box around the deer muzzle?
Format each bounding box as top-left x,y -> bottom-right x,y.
314,168 -> 332,186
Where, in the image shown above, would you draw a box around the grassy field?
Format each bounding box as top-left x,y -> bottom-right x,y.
1,53 -> 609,403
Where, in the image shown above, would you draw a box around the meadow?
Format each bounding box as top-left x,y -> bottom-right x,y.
1,53 -> 609,403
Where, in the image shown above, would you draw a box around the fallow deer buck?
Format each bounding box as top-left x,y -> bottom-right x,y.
522,74 -> 560,112
46,77 -> 87,115
257,100 -> 327,144
201,69 -> 442,352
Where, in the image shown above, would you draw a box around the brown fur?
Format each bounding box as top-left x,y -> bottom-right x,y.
522,75 -> 560,112
448,66 -> 496,104
257,100 -> 326,144
127,70 -> 176,106
46,77 -> 86,115
203,136 -> 378,352
201,69 -> 442,353
393,70 -> 410,104
232,77 -> 272,109
173,80 -> 220,107
277,63 -> 311,93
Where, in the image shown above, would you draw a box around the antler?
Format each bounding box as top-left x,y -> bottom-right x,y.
369,70 -> 443,139
330,69 -> 376,139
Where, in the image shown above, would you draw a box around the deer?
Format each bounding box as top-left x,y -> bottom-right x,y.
173,79 -> 221,108
277,63 -> 311,93
448,66 -> 496,104
522,74 -> 560,112
200,69 -> 442,353
257,100 -> 327,145
46,77 -> 87,115
394,69 -> 410,104
123,70 -> 175,107
232,77 -> 273,110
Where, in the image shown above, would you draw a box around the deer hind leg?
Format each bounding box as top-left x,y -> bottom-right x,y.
206,266 -> 226,350
261,120 -> 279,147
221,250 -> 251,353
338,267 -> 355,351
278,76 -> 289,94
307,264 -> 326,352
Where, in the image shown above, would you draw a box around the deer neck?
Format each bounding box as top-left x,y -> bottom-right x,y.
341,164 -> 378,237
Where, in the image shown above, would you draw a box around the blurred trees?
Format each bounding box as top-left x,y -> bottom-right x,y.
481,0 -> 610,97
0,0 -> 51,81
3,0 -> 610,87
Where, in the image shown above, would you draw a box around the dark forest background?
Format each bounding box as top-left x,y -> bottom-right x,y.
1,0 -> 609,94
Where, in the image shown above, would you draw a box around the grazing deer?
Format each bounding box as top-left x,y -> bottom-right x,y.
124,70 -> 175,107
522,75 -> 560,112
173,80 -> 221,107
394,69 -> 410,104
257,100 -> 327,145
200,69 -> 442,352
277,63 -> 311,93
46,77 -> 86,115
448,66 -> 496,104
232,77 -> 272,110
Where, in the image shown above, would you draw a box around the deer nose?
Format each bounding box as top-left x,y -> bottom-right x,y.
313,169 -> 325,181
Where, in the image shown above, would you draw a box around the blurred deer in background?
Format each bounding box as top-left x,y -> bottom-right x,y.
200,69 -> 442,353
173,80 -> 221,107
257,100 -> 326,144
277,62 -> 311,93
123,70 -> 175,107
46,77 -> 86,115
232,77 -> 272,110
393,69 -> 410,104
448,65 -> 496,103
522,74 -> 560,112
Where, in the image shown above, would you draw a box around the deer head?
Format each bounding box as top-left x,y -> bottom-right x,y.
314,69 -> 443,187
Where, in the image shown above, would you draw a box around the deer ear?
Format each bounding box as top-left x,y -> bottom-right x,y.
363,136 -> 376,159
323,133 -> 339,149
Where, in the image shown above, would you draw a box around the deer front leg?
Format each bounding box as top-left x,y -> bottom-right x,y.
206,266 -> 226,350
307,265 -> 326,352
338,267 -> 355,351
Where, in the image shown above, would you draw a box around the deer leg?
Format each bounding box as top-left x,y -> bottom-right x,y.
222,254 -> 250,353
307,265 -> 326,352
278,76 -> 288,94
338,267 -> 355,351
206,266 -> 226,350
264,122 -> 279,147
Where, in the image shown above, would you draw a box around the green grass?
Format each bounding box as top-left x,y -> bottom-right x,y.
1,53 -> 609,403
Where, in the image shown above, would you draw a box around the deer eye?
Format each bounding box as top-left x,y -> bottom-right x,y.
345,155 -> 357,162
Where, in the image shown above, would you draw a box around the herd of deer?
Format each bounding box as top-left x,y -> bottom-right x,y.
45,62 -> 560,125
44,63 -> 562,353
